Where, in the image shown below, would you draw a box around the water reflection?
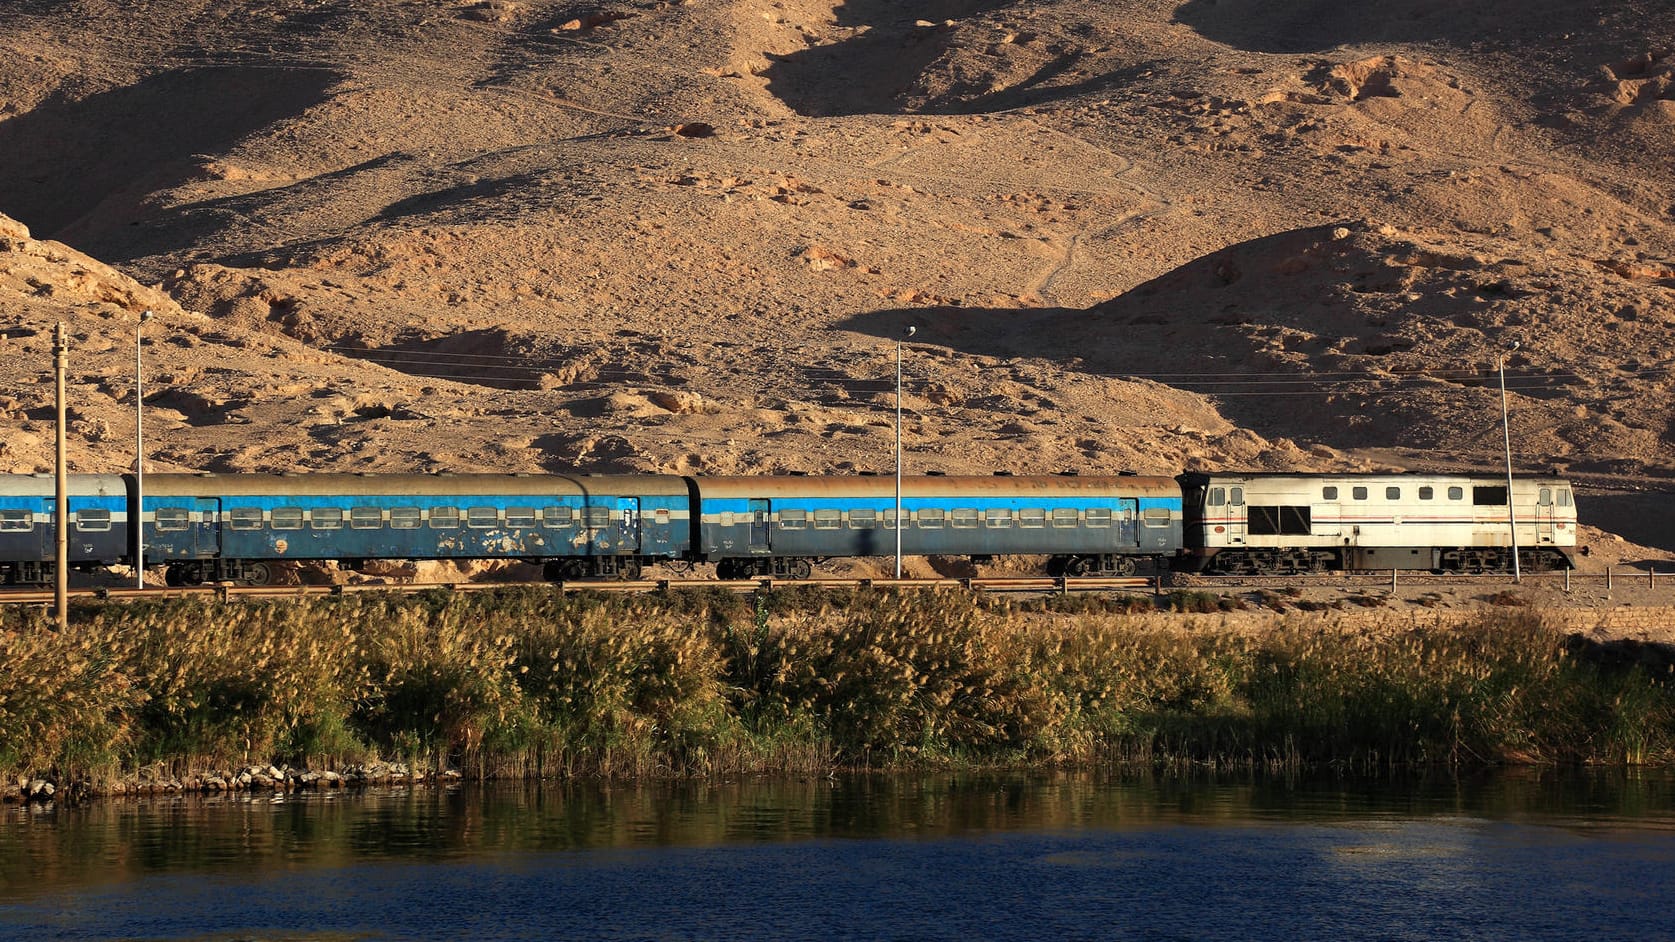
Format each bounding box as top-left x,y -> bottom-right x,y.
5,773 -> 1675,942
5,768 -> 1673,900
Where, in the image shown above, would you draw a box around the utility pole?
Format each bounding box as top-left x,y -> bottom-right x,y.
54,322 -> 68,630
895,326 -> 915,579
1499,341 -> 1520,583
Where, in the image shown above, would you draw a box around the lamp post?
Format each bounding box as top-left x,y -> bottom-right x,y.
1499,340 -> 1520,583
135,309 -> 152,589
895,325 -> 915,580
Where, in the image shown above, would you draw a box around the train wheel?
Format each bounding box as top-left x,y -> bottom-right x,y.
1110,556 -> 1137,577
1063,556 -> 1093,578
788,559 -> 813,580
616,558 -> 643,581
239,562 -> 274,587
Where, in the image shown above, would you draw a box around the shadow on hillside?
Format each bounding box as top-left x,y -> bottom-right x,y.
1171,0 -> 1606,54
0,65 -> 338,261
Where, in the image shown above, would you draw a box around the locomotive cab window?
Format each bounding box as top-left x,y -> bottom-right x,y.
1084,508 -> 1113,528
429,507 -> 460,529
849,508 -> 877,529
271,507 -> 303,530
1386,487 -> 1401,500
1208,487 -> 1225,507
1418,487 -> 1434,500
1472,486 -> 1508,506
351,507 -> 383,529
155,508 -> 190,531
228,507 -> 264,530
1322,486 -> 1338,500
390,507 -> 422,529
0,510 -> 32,531
1538,488 -> 1553,507
1558,489 -> 1572,507
467,507 -> 499,528
917,508 -> 946,529
75,509 -> 112,532
778,509 -> 807,529
1447,486 -> 1464,501
1352,486 -> 1368,501
310,508 -> 343,530
1229,487 -> 1244,506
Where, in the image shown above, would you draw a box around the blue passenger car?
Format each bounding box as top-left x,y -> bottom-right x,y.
140,472 -> 692,584
692,474 -> 1182,577
0,474 -> 129,584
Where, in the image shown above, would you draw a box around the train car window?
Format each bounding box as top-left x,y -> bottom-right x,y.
228,508 -> 264,530
778,508 -> 807,529
1322,486 -> 1338,500
1229,487 -> 1244,506
1051,508 -> 1079,527
351,507 -> 384,529
1418,487 -> 1434,500
505,507 -> 537,528
1472,486 -> 1508,506
390,507 -> 422,529
1448,486 -> 1464,501
985,508 -> 1012,528
654,509 -> 671,525
75,509 -> 112,532
584,507 -> 612,528
718,511 -> 736,527
950,508 -> 979,528
1248,505 -> 1310,535
1559,489 -> 1572,507
850,508 -> 877,529
429,506 -> 460,528
1084,508 -> 1112,528
310,508 -> 343,530
467,507 -> 499,528
1018,508 -> 1046,528
1141,507 -> 1172,527
1386,487 -> 1401,500
917,508 -> 945,529
542,506 -> 572,527
271,507 -> 304,530
0,510 -> 32,531
882,508 -> 899,529
813,509 -> 842,529
1208,487 -> 1225,507
155,508 -> 191,531
1352,487 -> 1368,501
1538,488 -> 1552,507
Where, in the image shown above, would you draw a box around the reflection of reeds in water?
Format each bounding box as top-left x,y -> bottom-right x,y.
2,590 -> 1672,784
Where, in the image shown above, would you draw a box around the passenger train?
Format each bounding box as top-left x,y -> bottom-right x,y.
0,469 -> 1577,586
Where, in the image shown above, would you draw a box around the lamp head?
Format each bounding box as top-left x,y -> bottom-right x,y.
903,325 -> 916,338
140,309 -> 154,323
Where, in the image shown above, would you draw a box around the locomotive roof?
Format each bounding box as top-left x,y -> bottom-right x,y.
1176,471 -> 1572,484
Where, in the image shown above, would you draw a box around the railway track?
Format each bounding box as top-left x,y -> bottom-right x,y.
0,568 -> 1667,606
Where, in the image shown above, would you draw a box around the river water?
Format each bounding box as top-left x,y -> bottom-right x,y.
3,770 -> 1673,941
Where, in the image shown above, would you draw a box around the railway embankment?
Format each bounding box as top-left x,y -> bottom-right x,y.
3,587 -> 1673,801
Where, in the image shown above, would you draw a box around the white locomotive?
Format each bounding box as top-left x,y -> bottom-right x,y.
1176,472 -> 1577,574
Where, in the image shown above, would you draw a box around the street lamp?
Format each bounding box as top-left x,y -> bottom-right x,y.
1499,340 -> 1520,583
135,309 -> 152,589
895,325 -> 916,579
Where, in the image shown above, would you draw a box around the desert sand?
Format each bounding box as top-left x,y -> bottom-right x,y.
0,0 -> 1671,567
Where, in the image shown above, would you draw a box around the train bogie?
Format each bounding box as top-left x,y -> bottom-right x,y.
1177,472 -> 1578,574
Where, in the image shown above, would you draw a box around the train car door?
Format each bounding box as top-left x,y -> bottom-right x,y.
192,498 -> 219,558
1224,485 -> 1246,545
1117,498 -> 1138,548
748,499 -> 771,551
1534,487 -> 1556,544
617,499 -> 641,552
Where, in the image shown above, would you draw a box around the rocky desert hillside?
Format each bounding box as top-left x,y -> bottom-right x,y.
1,0 -> 1672,551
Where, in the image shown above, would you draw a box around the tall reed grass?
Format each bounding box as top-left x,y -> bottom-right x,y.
2,589 -> 1671,784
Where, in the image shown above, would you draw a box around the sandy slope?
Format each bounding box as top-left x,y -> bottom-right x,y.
0,0 -> 1671,554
